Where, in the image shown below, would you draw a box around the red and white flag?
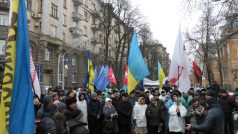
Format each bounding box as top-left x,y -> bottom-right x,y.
168,28 -> 191,93
108,66 -> 117,85
30,54 -> 41,98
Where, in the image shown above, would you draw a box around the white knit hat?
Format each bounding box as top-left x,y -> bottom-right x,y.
105,98 -> 112,102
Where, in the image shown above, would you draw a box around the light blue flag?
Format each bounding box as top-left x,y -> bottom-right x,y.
93,66 -> 98,84
9,0 -> 35,133
94,65 -> 104,85
128,32 -> 150,81
96,65 -> 110,91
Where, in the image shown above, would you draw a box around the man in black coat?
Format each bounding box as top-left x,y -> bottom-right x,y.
117,93 -> 133,134
87,92 -> 102,134
186,88 -> 225,134
220,89 -> 236,134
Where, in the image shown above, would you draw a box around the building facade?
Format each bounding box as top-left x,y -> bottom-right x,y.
0,0 -> 129,90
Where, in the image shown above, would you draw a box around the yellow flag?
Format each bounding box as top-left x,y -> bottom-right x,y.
0,0 -> 18,133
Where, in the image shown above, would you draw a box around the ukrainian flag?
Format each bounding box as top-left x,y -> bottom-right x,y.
0,0 -> 35,133
87,52 -> 95,91
158,61 -> 165,89
128,32 -> 149,94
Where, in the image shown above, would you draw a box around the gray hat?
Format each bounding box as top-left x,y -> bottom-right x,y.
91,92 -> 97,98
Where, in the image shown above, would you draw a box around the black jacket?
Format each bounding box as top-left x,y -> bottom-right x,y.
191,99 -> 224,134
68,120 -> 89,134
117,100 -> 133,124
220,96 -> 235,117
145,101 -> 163,126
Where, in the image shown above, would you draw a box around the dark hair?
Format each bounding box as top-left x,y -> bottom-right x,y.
190,98 -> 199,105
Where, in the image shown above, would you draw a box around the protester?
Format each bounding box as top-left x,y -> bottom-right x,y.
185,88 -> 224,134
76,91 -> 88,128
103,98 -> 119,134
87,92 -> 102,134
146,97 -> 164,134
168,91 -> 187,134
220,89 -> 235,134
159,90 -> 166,102
111,89 -> 120,110
187,98 -> 204,134
117,92 -> 133,134
133,96 -> 147,134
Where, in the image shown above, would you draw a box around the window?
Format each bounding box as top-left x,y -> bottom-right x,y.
26,0 -> 32,11
45,48 -> 51,61
73,5 -> 78,12
62,32 -> 65,41
84,11 -> 88,21
51,3 -> 58,18
72,58 -> 76,66
0,40 -> 6,55
62,14 -> 66,26
63,0 -> 66,9
0,14 -> 8,26
50,25 -> 57,37
72,73 -> 76,83
83,26 -> 87,36
59,73 -> 62,83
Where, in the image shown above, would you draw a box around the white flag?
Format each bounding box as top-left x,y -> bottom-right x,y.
168,28 -> 191,93
30,54 -> 41,98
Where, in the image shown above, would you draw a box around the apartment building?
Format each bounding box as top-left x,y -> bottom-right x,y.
0,0 -> 128,89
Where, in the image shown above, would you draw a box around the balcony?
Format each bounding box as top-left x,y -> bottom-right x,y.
91,37 -> 100,44
72,0 -> 84,6
72,12 -> 83,22
69,27 -> 83,37
91,24 -> 100,31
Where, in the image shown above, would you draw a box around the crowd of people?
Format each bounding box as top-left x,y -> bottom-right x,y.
33,81 -> 238,134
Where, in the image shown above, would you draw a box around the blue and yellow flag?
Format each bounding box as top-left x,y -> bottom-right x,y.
158,61 -> 165,89
128,32 -> 150,94
0,0 -> 35,133
87,52 -> 95,91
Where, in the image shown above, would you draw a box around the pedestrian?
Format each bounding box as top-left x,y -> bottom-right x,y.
103,98 -> 119,134
118,92 -> 133,134
76,91 -> 88,128
133,96 -> 147,134
168,91 -> 187,134
185,88 -> 225,134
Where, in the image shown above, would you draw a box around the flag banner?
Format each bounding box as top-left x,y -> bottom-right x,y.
158,61 -> 165,89
168,28 -> 191,93
95,65 -> 110,91
30,54 -> 41,98
1,0 -> 35,133
93,66 -> 98,84
0,0 -> 18,133
122,65 -> 128,91
108,66 -> 117,86
94,65 -> 104,86
87,52 -> 95,91
128,32 -> 150,94
192,61 -> 202,82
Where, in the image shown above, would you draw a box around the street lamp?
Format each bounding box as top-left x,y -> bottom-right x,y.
58,39 -> 90,90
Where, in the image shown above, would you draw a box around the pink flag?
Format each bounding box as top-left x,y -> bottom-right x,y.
30,54 -> 41,98
108,66 -> 117,85
123,65 -> 128,86
168,28 -> 191,93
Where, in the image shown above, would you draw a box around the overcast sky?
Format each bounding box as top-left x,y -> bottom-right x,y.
131,0 -> 201,58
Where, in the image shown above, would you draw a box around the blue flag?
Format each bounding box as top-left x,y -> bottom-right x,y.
96,65 -> 110,91
9,0 -> 35,133
94,65 -> 104,85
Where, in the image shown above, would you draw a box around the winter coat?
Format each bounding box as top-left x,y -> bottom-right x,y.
187,105 -> 204,125
133,103 -> 147,127
103,104 -> 119,134
168,102 -> 187,133
53,112 -> 69,134
68,119 -> 89,134
117,100 -> 133,124
191,99 -> 224,134
111,96 -> 119,110
145,102 -> 163,126
76,93 -> 88,124
36,113 -> 57,134
220,96 -> 236,117
181,96 -> 193,109
87,99 -> 102,119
